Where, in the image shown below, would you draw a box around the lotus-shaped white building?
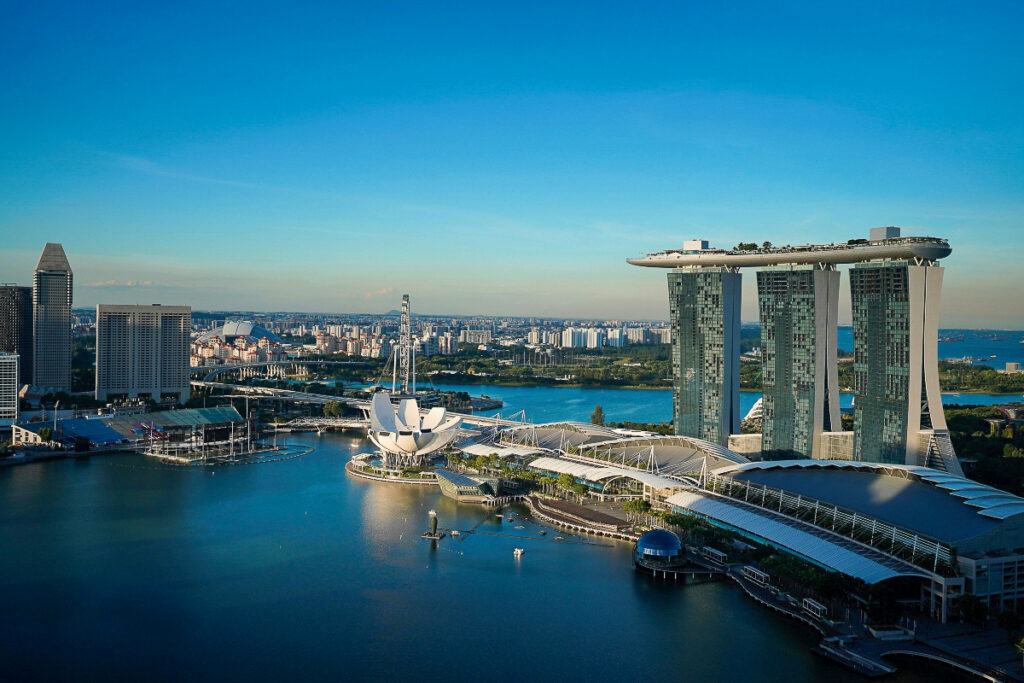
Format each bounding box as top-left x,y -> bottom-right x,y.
368,392 -> 462,468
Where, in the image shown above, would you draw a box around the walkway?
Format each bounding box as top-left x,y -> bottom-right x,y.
191,380 -> 524,427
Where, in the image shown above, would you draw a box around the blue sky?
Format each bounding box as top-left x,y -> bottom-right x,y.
2,1 -> 1022,325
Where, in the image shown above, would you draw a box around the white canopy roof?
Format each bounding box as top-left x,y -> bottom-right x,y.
667,489 -> 930,584
528,456 -> 684,491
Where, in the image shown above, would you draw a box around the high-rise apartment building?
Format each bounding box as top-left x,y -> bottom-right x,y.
559,327 -> 582,348
668,268 -> 742,446
460,329 -> 492,345
95,304 -> 191,403
626,327 -> 649,344
757,266 -> 840,459
0,352 -> 17,424
32,243 -> 73,391
850,260 -> 956,471
0,285 -> 32,386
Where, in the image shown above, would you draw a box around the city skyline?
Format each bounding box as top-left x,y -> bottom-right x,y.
2,3 -> 1022,326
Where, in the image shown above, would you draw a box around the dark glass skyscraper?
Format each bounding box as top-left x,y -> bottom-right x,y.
33,243 -> 73,391
757,266 -> 840,459
850,260 -> 948,466
0,285 -> 32,386
668,268 -> 741,446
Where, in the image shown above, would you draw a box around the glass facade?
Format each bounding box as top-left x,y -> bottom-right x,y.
32,244 -> 73,391
668,268 -> 741,446
0,285 -> 32,386
850,261 -> 911,464
757,266 -> 832,459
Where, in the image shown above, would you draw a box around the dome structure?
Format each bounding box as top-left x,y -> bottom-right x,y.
636,529 -> 683,558
199,321 -> 283,344
368,392 -> 462,467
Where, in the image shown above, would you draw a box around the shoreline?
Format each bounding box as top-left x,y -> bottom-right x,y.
425,379 -> 1024,397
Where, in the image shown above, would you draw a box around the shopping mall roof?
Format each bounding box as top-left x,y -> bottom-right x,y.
573,434 -> 750,476
712,460 -> 1024,546
527,456 -> 685,491
460,443 -> 543,459
667,489 -> 931,584
499,424 -> 750,477
501,422 -> 623,449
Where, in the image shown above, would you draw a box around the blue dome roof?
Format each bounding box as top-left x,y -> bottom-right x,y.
637,529 -> 682,557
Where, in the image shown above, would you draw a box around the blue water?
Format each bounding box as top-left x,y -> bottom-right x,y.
0,433 -> 892,682
429,383 -> 1018,425
837,327 -> 1024,366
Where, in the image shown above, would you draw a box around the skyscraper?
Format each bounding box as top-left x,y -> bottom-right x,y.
850,259 -> 956,471
757,265 -> 840,459
0,285 -> 32,386
668,268 -> 741,446
95,304 -> 192,403
32,243 -> 73,391
631,228 -> 953,464
0,352 -> 17,425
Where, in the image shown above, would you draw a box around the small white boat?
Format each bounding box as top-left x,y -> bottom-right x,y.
451,530 -> 461,537
513,548 -> 525,557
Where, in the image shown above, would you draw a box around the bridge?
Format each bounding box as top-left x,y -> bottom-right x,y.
271,417 -> 369,433
189,359 -> 368,382
191,380 -> 526,428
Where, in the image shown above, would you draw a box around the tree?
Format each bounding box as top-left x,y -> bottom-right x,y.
958,594 -> 989,625
624,499 -> 651,515
762,241 -> 773,249
590,405 -> 605,426
556,473 -> 575,491
998,611 -> 1022,638
38,427 -> 53,443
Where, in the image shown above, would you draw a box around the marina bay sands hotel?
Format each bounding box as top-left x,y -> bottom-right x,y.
629,226 -> 961,475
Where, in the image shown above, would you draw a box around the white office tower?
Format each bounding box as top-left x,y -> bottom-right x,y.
585,328 -> 606,349
32,243 -> 73,391
0,352 -> 17,424
95,304 -> 191,403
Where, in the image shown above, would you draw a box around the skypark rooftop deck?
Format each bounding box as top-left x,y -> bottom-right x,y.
627,235 -> 951,268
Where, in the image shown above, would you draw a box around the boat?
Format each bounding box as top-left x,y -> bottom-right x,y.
538,530 -> 547,536
515,524 -> 525,529
451,529 -> 460,537
513,548 -> 524,557
555,536 -> 565,540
